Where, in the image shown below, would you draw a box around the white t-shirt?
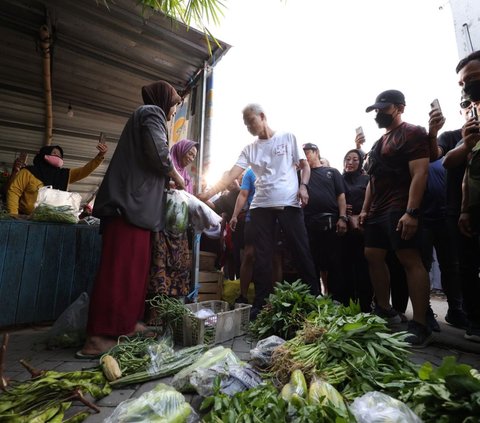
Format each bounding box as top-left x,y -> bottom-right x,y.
235,131 -> 306,209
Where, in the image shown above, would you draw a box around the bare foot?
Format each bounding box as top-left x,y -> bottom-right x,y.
80,336 -> 117,356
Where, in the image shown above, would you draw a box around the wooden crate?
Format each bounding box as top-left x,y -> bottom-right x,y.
189,250 -> 218,271
198,270 -> 223,301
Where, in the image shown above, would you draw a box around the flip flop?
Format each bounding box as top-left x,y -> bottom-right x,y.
74,350 -> 103,360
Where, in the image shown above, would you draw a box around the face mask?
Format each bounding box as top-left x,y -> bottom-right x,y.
374,111 -> 394,128
462,79 -> 480,102
44,155 -> 64,168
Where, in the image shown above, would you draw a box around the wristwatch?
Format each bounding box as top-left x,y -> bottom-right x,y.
406,208 -> 420,218
339,215 -> 349,222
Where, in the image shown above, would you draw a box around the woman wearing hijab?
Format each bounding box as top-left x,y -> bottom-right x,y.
7,143 -> 107,215
78,80 -> 185,358
170,139 -> 198,194
144,139 -> 199,324
341,149 -> 373,312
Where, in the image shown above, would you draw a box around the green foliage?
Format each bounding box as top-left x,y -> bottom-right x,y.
248,280 -> 319,340
398,356 -> 480,422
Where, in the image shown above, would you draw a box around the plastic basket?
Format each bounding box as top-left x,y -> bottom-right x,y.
173,300 -> 251,346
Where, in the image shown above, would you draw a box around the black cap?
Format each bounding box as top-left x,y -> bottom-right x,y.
365,90 -> 406,112
302,143 -> 318,151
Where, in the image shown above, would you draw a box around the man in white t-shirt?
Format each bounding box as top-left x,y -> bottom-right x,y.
198,103 -> 320,318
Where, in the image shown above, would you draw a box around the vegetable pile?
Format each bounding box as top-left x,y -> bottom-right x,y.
0,361 -> 110,422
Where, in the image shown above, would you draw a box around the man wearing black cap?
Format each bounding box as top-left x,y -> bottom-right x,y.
359,89 -> 433,347
302,143 -> 347,300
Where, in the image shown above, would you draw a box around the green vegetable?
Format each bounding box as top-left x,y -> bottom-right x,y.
290,369 -> 307,398
110,344 -> 206,388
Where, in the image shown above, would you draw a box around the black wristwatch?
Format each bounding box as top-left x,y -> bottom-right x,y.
339,215 -> 349,222
406,208 -> 420,218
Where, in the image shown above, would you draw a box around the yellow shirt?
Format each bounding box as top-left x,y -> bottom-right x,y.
7,155 -> 104,215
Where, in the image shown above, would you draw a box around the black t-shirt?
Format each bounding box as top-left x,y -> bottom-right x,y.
343,171 -> 369,214
213,188 -> 240,221
368,122 -> 429,216
438,129 -> 465,217
304,166 -> 345,222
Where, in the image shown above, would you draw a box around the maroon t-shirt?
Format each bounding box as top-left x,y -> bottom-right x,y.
369,122 -> 429,217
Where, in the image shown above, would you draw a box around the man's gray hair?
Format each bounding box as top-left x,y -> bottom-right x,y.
242,103 -> 265,115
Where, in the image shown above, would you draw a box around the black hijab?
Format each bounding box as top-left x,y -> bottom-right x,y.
141,80 -> 181,116
26,145 -> 70,190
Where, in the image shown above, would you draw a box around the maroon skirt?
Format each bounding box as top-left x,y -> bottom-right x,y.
86,217 -> 151,337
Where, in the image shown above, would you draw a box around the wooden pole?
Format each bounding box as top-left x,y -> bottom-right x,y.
39,24 -> 53,146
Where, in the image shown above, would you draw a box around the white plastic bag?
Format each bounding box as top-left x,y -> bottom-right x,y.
182,191 -> 222,233
35,185 -> 82,211
32,185 -> 82,223
104,383 -> 196,423
349,391 -> 422,423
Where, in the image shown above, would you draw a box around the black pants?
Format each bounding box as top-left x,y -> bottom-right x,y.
341,231 -> 373,312
250,207 -> 319,309
421,218 -> 463,312
306,224 -> 345,304
447,215 -> 480,326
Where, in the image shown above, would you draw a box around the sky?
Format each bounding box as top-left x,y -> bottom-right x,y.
204,0 -> 463,183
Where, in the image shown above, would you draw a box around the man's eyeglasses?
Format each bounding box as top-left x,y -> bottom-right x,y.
460,100 -> 472,109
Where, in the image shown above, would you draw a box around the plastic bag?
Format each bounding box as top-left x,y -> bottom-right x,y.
165,189 -> 189,234
182,191 -> 222,233
349,391 -> 422,423
250,335 -> 286,368
35,185 -> 82,210
31,186 -> 82,223
46,292 -> 89,349
172,346 -> 242,393
190,363 -> 263,397
104,383 -> 196,423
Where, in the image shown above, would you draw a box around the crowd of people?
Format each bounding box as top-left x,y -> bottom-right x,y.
199,51 -> 480,349
3,50 -> 480,355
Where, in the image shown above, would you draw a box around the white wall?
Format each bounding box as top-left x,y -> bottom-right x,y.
450,0 -> 480,58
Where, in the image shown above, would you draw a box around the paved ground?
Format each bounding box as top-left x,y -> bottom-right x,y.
1,296 -> 479,422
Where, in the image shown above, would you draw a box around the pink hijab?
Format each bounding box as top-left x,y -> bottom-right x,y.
170,139 -> 198,194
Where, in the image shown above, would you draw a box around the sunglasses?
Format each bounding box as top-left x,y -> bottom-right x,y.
460,100 -> 472,109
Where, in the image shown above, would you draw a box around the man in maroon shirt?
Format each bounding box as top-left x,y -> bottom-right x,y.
359,89 -> 442,348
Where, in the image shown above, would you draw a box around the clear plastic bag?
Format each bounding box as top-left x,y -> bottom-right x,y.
250,335 -> 286,368
190,363 -> 262,397
46,292 -> 89,349
104,383 -> 196,423
349,391 -> 422,423
172,346 -> 242,393
165,189 -> 189,234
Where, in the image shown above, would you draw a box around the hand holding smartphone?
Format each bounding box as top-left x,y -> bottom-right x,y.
430,98 -> 442,113
99,132 -> 107,144
355,126 -> 365,146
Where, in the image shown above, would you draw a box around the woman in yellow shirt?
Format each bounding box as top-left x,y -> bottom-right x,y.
7,142 -> 108,215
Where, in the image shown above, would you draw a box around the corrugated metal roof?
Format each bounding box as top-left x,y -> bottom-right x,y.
0,0 -> 230,201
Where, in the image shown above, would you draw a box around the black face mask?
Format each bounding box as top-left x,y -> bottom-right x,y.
375,111 -> 394,128
463,79 -> 480,102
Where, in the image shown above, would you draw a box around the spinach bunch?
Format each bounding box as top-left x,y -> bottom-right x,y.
249,280 -> 319,340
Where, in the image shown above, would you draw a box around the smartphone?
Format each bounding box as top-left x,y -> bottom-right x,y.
15,151 -> 28,164
99,132 -> 107,144
355,126 -> 364,136
430,98 -> 442,113
470,106 -> 478,121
